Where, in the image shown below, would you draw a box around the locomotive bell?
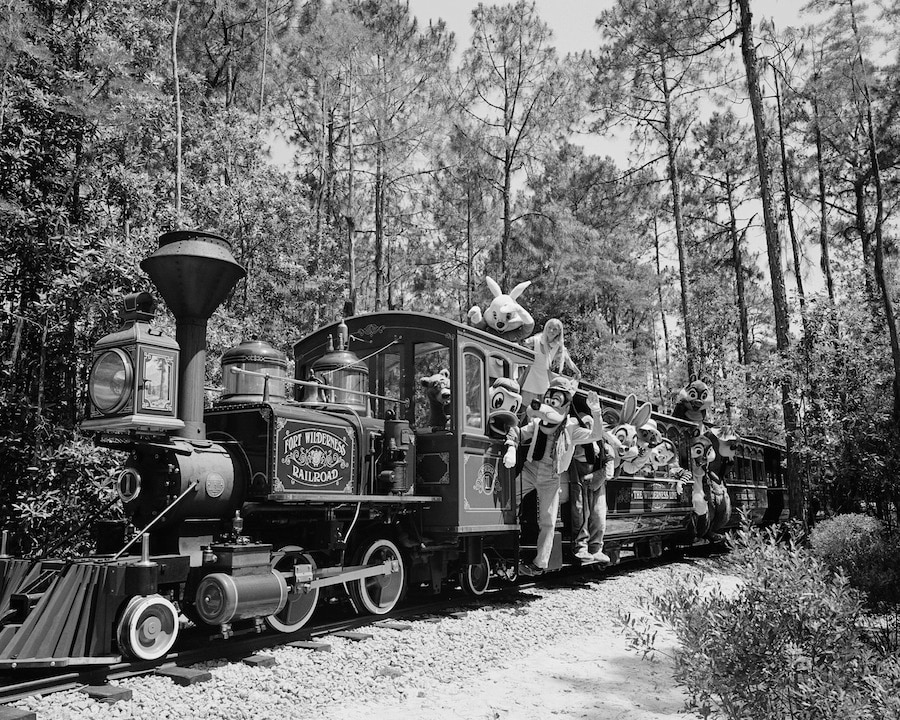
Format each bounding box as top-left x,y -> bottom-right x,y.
82,291 -> 183,434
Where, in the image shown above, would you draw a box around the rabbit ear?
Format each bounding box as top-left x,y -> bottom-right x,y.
485,277 -> 502,298
508,280 -> 531,300
621,394 -> 636,423
632,402 -> 652,429
689,374 -> 698,383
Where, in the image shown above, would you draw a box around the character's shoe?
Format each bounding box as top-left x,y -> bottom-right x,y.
574,548 -> 595,563
592,550 -> 611,564
518,561 -> 545,577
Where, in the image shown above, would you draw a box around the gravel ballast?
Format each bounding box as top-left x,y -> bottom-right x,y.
10,560 -> 714,720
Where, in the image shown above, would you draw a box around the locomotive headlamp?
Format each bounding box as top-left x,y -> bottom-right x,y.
81,291 -> 184,434
89,349 -> 133,414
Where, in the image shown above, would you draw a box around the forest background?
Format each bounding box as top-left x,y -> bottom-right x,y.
1,0 -> 899,554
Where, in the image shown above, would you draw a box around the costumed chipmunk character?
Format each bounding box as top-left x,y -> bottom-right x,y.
487,377 -> 523,439
502,377 -> 605,576
468,276 -> 535,343
611,394 -> 653,476
672,378 -> 713,430
689,433 -> 732,542
421,369 -> 451,431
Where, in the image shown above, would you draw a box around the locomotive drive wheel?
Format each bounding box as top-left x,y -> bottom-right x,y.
459,553 -> 491,597
349,537 -> 406,615
266,545 -> 319,633
117,594 -> 179,661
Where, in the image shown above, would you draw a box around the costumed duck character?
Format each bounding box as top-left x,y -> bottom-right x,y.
421,368 -> 451,431
672,378 -> 713,430
502,377 -> 605,576
520,318 -> 581,406
468,276 -> 535,343
611,394 -> 653,476
487,377 -> 523,438
689,433 -> 732,542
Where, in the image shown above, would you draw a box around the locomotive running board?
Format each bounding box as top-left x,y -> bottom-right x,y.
266,494 -> 442,504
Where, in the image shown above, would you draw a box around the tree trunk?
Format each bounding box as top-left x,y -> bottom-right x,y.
737,0 -> 803,522
346,64 -> 357,313
774,71 -> 807,328
171,1 -> 182,225
653,217 -> 671,380
660,53 -> 696,379
812,96 -> 836,303
849,0 -> 900,425
256,0 -> 269,132
725,172 -> 750,367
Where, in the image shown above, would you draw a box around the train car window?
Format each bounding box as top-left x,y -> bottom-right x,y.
413,342 -> 451,431
463,350 -> 485,430
489,355 -> 510,384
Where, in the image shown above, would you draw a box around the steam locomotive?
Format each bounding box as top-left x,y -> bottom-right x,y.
0,231 -> 785,669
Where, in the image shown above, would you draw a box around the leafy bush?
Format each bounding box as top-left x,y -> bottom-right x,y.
622,523 -> 900,719
0,391 -> 121,558
809,513 -> 900,602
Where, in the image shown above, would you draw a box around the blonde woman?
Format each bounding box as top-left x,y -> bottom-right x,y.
521,318 -> 581,407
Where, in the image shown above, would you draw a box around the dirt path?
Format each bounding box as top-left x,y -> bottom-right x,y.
329,612 -> 693,720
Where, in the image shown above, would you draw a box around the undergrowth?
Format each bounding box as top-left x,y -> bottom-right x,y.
621,522 -> 900,719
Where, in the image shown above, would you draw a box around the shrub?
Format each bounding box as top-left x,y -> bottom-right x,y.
622,523 -> 900,719
809,513 -> 900,602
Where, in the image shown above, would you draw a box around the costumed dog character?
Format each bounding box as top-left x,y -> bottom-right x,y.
672,378 -> 713,430
502,377 -> 605,576
520,318 -> 581,406
468,276 -> 535,343
611,394 -> 653,476
487,377 -> 523,439
689,434 -> 732,541
421,369 -> 451,431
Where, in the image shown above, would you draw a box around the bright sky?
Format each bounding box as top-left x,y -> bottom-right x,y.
407,0 -> 805,57
406,0 -> 822,298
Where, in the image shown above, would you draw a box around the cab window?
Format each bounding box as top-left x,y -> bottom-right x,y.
413,342 -> 451,431
463,350 -> 484,430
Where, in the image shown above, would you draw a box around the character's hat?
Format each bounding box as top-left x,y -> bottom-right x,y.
546,376 -> 578,401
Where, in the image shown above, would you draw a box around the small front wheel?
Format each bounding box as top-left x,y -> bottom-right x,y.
348,537 -> 406,615
117,594 -> 179,661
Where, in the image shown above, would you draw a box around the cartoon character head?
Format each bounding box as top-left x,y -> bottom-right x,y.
467,277 -> 535,342
649,438 -> 678,471
527,375 -> 576,427
488,377 -> 522,437
421,368 -> 451,429
689,434 -> 715,470
636,418 -> 662,448
612,394 -> 653,474
673,378 -> 712,426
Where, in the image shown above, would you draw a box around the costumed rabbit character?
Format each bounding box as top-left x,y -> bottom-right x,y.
421,369 -> 451,431
520,318 -> 581,407
502,377 -> 605,576
468,276 -> 535,343
672,378 -> 713,430
487,377 -> 522,439
689,434 -> 732,542
611,394 -> 653,476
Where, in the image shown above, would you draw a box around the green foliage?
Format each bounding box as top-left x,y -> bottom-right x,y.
622,524 -> 900,719
809,514 -> 900,602
0,390 -> 120,558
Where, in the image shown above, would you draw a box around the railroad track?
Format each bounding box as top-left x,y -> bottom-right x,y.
0,545 -> 723,706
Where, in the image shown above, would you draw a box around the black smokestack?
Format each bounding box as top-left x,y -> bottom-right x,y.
140,230 -> 246,440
